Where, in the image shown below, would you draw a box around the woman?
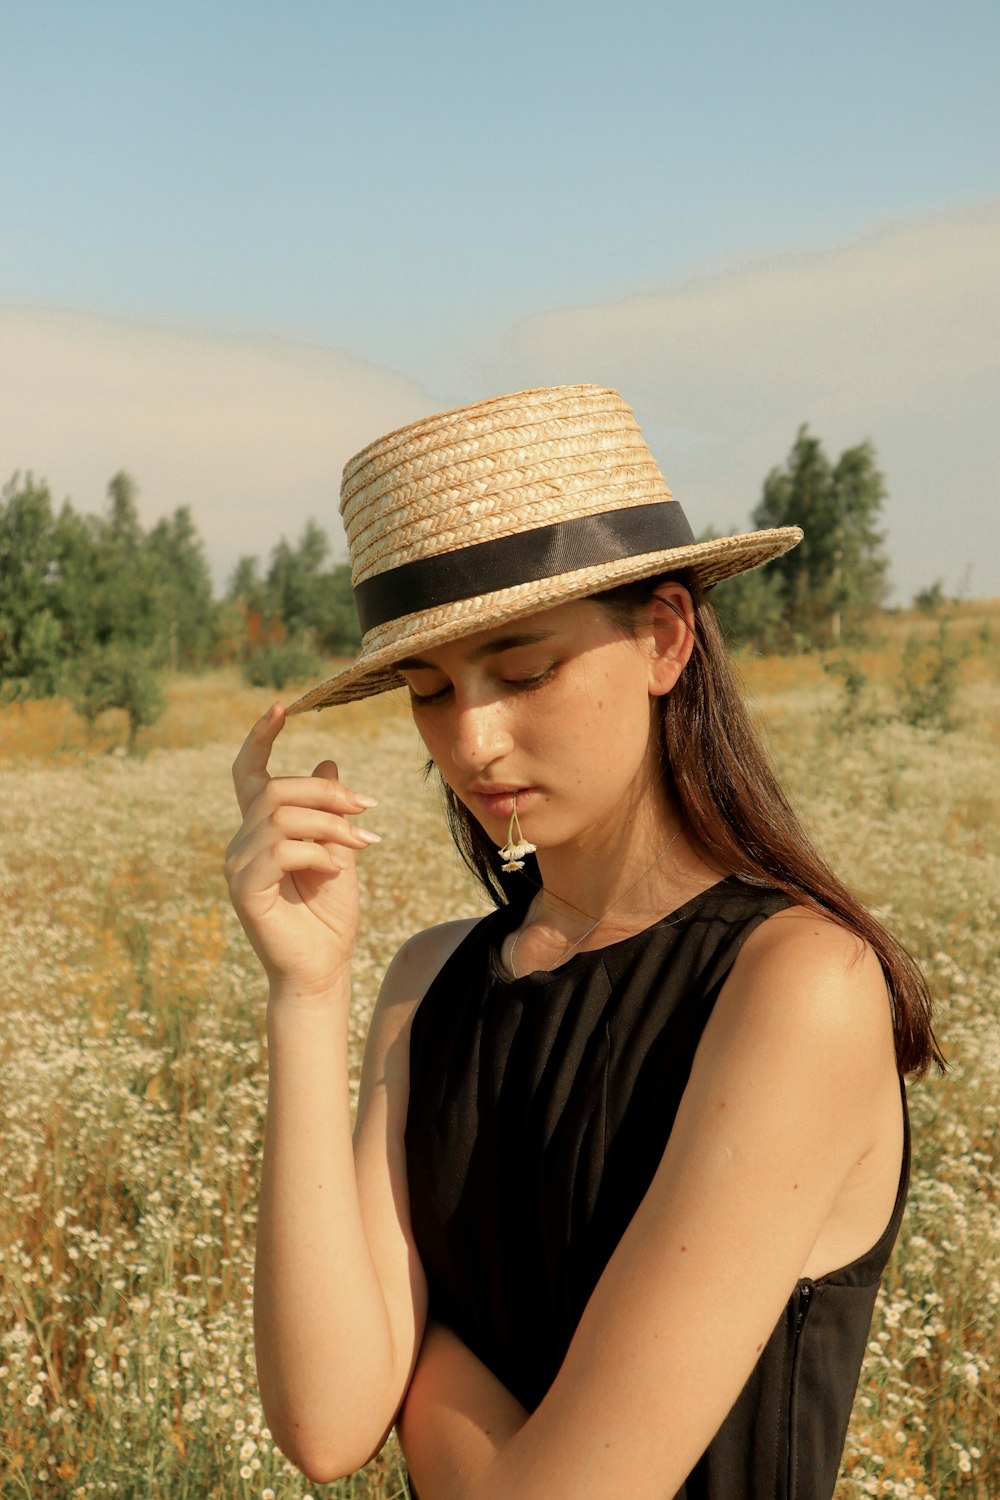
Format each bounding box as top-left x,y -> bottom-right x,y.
225,385 -> 940,1499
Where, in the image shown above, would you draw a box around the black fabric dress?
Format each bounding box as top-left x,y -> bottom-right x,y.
404,876 -> 910,1499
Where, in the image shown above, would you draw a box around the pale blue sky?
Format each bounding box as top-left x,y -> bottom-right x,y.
2,1 -> 998,599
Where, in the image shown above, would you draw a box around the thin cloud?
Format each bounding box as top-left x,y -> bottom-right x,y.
0,307 -> 433,587
492,200 -> 1000,599
2,202 -> 997,604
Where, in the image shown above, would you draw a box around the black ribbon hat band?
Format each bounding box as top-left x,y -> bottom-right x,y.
353,500 -> 697,635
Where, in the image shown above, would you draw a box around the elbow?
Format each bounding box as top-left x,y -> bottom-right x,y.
283,1448 -> 346,1487
264,1401 -> 397,1485
254,1330 -> 407,1480
270,1428 -> 380,1486
296,1454 -> 360,1488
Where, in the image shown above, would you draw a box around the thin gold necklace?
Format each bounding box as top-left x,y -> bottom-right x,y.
508,829 -> 683,980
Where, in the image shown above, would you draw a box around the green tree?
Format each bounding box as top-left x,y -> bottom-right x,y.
1,467 -> 377,704
0,473 -> 63,694
317,563 -> 362,654
49,502 -> 108,661
239,521 -> 362,655
90,471 -> 162,653
2,468 -> 225,698
265,519 -> 331,638
699,527 -> 785,652
146,506 -> 216,668
752,426 -> 888,645
69,643 -> 167,750
227,554 -> 268,614
106,470 -> 143,548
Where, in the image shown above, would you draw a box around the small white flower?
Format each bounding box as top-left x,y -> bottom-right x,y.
498,805 -> 536,871
499,839 -> 536,860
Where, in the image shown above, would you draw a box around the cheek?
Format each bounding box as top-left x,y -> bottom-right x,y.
553,668 -> 652,773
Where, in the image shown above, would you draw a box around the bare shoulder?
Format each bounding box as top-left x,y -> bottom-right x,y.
674,903 -> 901,1257
360,916 -> 483,1069
703,904 -> 895,1098
380,916 -> 484,1010
733,904 -> 888,1027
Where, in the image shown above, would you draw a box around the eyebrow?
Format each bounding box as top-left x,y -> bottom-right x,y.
396,630 -> 558,671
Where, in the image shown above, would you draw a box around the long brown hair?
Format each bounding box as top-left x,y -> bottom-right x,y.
433,575 -> 943,1078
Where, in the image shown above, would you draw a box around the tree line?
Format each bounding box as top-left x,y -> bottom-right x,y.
0,426 -> 893,734
0,471 -> 361,738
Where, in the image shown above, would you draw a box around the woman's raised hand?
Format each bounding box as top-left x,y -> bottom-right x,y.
225,704 -> 380,1002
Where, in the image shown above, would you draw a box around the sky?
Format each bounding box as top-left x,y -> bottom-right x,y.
1,0 -> 998,602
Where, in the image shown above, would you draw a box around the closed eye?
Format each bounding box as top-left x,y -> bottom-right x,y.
407,682 -> 451,705
501,666 -> 555,693
406,664 -> 556,706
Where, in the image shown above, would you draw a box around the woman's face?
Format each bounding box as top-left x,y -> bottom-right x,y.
396,595 -> 686,855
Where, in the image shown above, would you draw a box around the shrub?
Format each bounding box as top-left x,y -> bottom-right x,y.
69,645 -> 166,750
240,638 -> 325,692
823,655 -> 882,736
894,619 -> 968,732
913,580 -> 946,614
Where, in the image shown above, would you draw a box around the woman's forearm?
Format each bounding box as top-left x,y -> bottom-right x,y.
398,1323 -> 529,1500
254,984 -> 400,1479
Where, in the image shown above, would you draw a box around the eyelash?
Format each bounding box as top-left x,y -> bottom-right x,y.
408,666 -> 555,706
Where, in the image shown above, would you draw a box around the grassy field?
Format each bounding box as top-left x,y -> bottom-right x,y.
1,606 -> 997,1498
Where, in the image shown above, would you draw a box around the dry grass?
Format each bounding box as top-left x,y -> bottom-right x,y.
1,616 -> 997,1497
0,664 -> 413,767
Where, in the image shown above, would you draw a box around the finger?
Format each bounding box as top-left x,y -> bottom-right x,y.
311,760 -> 379,822
227,805 -> 380,872
230,839 -> 351,901
311,760 -> 379,807
233,703 -> 286,816
236,773 -> 378,842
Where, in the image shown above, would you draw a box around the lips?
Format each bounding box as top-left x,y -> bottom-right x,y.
468,785 -> 535,819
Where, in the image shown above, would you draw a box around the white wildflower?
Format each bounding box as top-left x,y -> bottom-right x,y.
497,804 -> 536,871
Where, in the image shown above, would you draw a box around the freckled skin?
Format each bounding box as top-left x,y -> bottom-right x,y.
401,601 -> 665,860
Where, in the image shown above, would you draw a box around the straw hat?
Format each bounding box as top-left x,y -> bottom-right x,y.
287,384 -> 802,713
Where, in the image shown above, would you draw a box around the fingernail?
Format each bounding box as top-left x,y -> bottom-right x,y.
355,828 -> 382,844
352,793 -> 379,808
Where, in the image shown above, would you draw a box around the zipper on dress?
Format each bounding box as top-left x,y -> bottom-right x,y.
787,1279 -> 818,1499
795,1278 -> 815,1335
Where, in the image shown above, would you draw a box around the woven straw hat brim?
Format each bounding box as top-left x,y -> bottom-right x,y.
286,525 -> 801,713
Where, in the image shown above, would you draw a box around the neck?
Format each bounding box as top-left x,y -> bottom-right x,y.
532,832 -> 673,923
507,823 -> 701,980
528,763 -> 681,920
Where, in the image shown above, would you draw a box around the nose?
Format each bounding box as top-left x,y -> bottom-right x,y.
448,696 -> 513,773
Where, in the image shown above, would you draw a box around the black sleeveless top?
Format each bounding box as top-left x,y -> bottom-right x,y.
404,876 -> 910,1499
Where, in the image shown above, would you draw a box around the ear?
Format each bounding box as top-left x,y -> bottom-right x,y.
646,582 -> 696,697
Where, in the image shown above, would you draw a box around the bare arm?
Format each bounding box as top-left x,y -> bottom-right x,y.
226,705 -> 469,1479
255,926 -> 473,1477
254,995 -> 401,1476
398,911 -> 902,1500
